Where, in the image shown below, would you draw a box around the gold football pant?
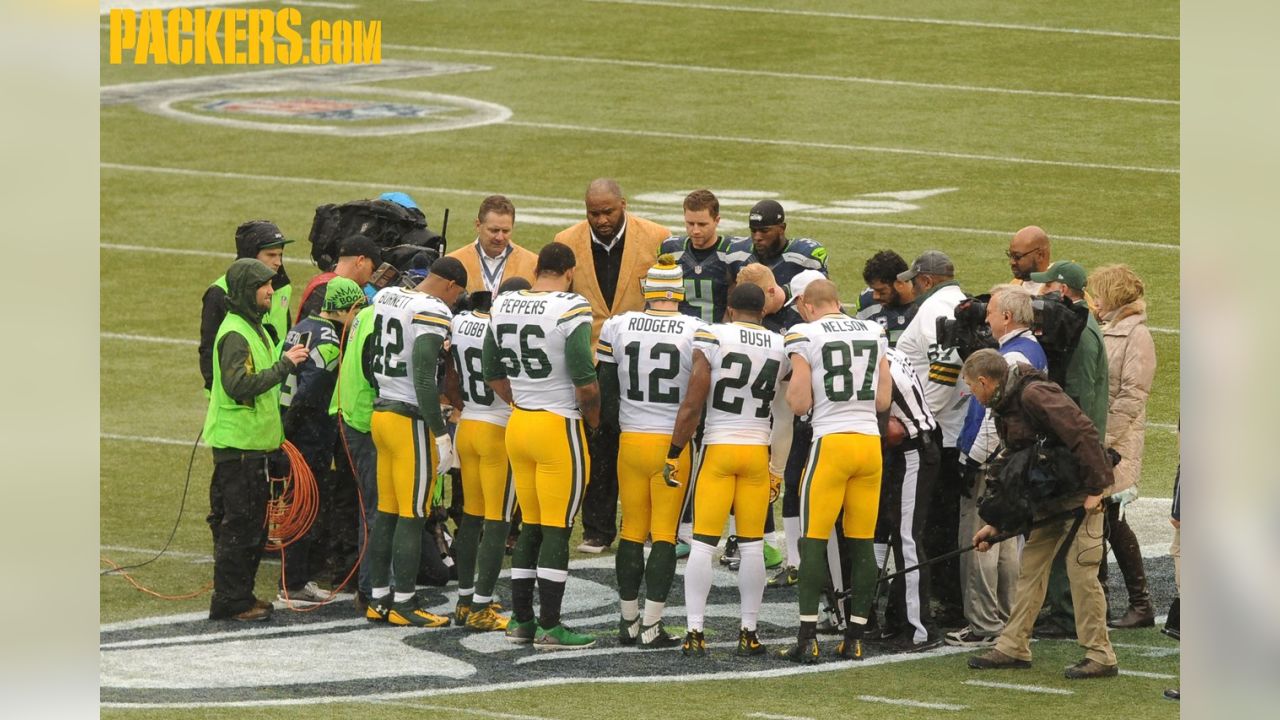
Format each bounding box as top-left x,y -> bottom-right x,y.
617,432 -> 692,545
798,432 -> 882,540
505,408 -> 590,529
691,444 -> 770,541
456,418 -> 517,522
370,409 -> 439,519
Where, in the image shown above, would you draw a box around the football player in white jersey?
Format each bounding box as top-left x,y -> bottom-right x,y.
482,242 -> 601,651
780,278 -> 891,662
366,258 -> 467,628
665,284 -> 789,657
448,276 -> 533,632
597,256 -> 706,648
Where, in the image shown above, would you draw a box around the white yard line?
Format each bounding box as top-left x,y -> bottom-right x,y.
585,0 -> 1179,41
101,544 -> 212,561
101,242 -> 233,259
390,45 -> 1176,106
857,695 -> 967,711
747,713 -> 816,720
374,702 -> 560,720
506,120 -> 1179,176
99,163 -> 1180,252
100,433 -> 206,447
962,679 -> 1073,695
1120,669 -> 1177,680
101,331 -> 198,346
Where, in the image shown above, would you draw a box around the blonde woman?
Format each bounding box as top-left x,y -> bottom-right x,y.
1088,264 -> 1158,628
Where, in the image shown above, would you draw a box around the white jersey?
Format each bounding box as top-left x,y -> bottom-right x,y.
885,347 -> 937,441
694,321 -> 789,446
895,283 -> 969,445
450,310 -> 511,427
370,286 -> 452,407
597,310 -> 706,435
784,314 -> 887,439
487,290 -> 594,419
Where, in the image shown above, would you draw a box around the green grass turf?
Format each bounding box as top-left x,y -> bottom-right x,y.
101,0 -> 1179,712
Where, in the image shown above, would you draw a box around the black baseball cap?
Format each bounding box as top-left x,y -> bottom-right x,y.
428,256 -> 469,287
235,220 -> 291,252
338,234 -> 383,266
897,250 -> 955,282
748,199 -> 785,229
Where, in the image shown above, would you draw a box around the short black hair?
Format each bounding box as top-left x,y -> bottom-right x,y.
498,276 -> 532,293
862,250 -> 908,286
535,241 -> 577,276
429,256 -> 468,286
728,283 -> 766,313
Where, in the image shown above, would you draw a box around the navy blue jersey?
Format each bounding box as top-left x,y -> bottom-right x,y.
279,315 -> 342,410
660,235 -> 752,323
750,236 -> 828,288
856,300 -> 912,348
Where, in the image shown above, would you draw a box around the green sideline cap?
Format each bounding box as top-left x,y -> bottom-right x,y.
323,277 -> 367,311
1030,261 -> 1087,291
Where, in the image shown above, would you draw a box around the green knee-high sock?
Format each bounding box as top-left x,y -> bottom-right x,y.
615,539 -> 646,602
511,524 -> 542,570
537,526 -> 572,629
538,526 -> 570,571
510,525 -> 542,622
798,537 -> 829,617
845,537 -> 877,632
369,511 -> 399,590
453,514 -> 484,596
391,516 -> 426,595
474,519 -> 511,600
644,541 -> 677,603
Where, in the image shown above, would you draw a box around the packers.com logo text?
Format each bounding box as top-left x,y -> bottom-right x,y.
108,8 -> 381,65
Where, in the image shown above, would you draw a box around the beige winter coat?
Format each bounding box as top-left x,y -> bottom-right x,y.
1101,299 -> 1157,495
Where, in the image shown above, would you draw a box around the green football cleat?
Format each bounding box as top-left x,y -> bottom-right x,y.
505,617 -> 537,644
778,635 -> 821,664
763,542 -> 784,569
736,628 -> 766,656
767,565 -> 799,588
533,624 -> 596,651
682,629 -> 708,657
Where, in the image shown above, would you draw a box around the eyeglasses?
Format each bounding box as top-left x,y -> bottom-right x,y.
1006,247 -> 1042,262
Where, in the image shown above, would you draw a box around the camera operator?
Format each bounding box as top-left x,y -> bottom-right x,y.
1027,261 -> 1110,638
947,285 -> 1046,648
962,349 -> 1118,680
895,250 -> 969,626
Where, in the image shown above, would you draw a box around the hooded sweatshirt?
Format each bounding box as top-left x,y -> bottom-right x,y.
198,237 -> 293,390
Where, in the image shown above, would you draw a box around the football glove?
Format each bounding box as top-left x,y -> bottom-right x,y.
434,433 -> 454,476
662,457 -> 681,488
769,474 -> 783,503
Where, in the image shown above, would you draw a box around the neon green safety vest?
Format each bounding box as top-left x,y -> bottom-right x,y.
203,312 -> 285,451
213,275 -> 292,347
329,304 -> 376,433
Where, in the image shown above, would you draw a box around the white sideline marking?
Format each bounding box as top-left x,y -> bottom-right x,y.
748,713 -> 816,720
1149,327 -> 1179,334
507,120 -> 1179,176
101,545 -> 212,561
587,0 -> 1180,41
392,45 -> 1177,106
963,680 -> 1073,695
1120,669 -> 1177,680
101,433 -> 206,447
857,695 -> 968,711
101,618 -> 361,650
102,331 -> 198,346
375,702 -> 558,720
102,242 -> 233,259
100,163 -> 1180,252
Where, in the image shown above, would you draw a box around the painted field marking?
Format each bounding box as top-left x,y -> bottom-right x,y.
962,679 -> 1073,695
99,163 -> 1180,252
507,120 -> 1179,176
747,713 -> 816,720
586,0 -> 1180,41
1120,669 -> 1177,680
1150,326 -> 1179,334
374,702 -> 558,720
857,695 -> 968,711
390,45 -> 1177,106
101,242 -> 233,259
101,544 -> 211,561
101,432 -> 206,447
102,331 -> 198,346
101,617 -> 361,650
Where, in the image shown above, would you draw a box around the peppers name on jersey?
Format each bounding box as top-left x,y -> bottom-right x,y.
486,290 -> 593,419
597,310 -> 707,434
694,322 -> 789,446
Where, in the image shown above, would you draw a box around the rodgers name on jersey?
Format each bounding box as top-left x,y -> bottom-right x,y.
695,321 -> 789,445
486,290 -> 593,419
451,310 -> 511,427
659,235 -> 752,323
597,309 -> 707,434
785,315 -> 887,438
370,286 -> 453,407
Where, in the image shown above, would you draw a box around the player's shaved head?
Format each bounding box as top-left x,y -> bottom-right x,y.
801,278 -> 839,307
1009,225 -> 1051,278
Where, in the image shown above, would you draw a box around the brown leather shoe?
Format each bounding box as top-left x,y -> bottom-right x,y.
232,604 -> 272,622
1108,603 -> 1155,629
967,649 -> 1031,670
253,597 -> 273,611
1063,658 -> 1119,679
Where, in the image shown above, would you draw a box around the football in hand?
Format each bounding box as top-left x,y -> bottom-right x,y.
885,416 -> 907,447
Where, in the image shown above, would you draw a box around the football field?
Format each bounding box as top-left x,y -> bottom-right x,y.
100,1 -> 1179,716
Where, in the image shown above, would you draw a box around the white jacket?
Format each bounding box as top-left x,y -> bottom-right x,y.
896,282 -> 970,446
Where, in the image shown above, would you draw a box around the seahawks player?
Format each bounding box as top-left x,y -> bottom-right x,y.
746,199 -> 828,289
483,242 -> 601,651
597,256 -> 705,648
781,278 -> 891,663
659,189 -> 752,323
448,276 -> 533,632
665,284 -> 789,657
855,250 -> 915,348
